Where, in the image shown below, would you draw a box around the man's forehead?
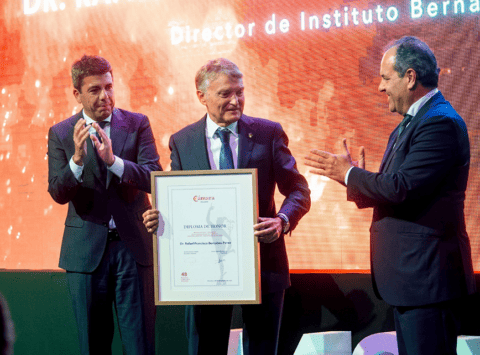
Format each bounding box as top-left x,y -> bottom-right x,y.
380,48 -> 396,74
209,74 -> 243,89
382,48 -> 397,65
83,73 -> 113,85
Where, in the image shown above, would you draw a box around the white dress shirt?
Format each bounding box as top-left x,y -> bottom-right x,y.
205,114 -> 239,169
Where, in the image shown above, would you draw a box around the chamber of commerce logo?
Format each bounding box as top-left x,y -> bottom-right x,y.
193,195 -> 215,202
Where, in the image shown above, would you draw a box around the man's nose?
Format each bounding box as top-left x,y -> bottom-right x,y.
230,94 -> 238,105
99,89 -> 109,99
378,82 -> 384,92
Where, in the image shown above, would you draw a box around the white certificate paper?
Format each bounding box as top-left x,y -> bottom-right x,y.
152,170 -> 260,305
170,185 -> 240,288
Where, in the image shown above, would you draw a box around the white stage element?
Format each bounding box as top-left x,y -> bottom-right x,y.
352,331 -> 398,355
228,329 -> 480,355
227,328 -> 243,355
294,331 -> 351,355
457,335 -> 480,355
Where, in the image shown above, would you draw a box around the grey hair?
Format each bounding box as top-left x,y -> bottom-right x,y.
195,58 -> 243,93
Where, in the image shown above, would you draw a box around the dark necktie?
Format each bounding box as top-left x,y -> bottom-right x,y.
380,114 -> 413,172
394,114 -> 413,147
95,120 -> 109,181
217,128 -> 234,170
95,120 -> 108,143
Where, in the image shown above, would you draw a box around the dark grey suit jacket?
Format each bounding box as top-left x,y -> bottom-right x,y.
347,92 -> 476,307
48,108 -> 162,272
169,114 -> 311,293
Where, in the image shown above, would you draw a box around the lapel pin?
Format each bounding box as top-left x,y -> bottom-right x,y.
248,133 -> 253,138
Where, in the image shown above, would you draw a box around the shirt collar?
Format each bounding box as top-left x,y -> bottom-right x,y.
206,113 -> 239,138
82,110 -> 112,125
406,88 -> 439,118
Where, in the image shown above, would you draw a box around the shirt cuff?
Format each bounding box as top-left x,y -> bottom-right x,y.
69,157 -> 84,182
108,156 -> 124,179
345,166 -> 354,186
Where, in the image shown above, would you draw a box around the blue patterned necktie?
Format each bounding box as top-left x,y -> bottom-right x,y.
217,128 -> 234,170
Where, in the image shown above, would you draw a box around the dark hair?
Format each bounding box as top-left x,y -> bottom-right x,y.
388,36 -> 439,88
195,58 -> 243,93
71,55 -> 113,92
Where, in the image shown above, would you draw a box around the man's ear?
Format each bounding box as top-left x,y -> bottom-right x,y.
73,88 -> 82,104
197,90 -> 206,106
406,68 -> 417,90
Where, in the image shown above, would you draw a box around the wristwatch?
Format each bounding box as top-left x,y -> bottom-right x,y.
277,213 -> 290,234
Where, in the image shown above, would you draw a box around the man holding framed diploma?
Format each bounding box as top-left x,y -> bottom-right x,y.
143,58 -> 310,355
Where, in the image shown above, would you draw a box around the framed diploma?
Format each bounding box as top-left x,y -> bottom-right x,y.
151,169 -> 260,305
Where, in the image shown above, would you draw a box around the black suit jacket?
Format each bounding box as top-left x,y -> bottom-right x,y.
347,92 -> 476,307
169,115 -> 311,293
48,108 -> 162,272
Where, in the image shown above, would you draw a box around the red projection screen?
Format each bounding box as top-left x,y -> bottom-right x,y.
1,0 -> 479,271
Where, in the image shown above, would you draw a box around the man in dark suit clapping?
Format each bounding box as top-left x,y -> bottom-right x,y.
306,36 -> 476,355
48,55 -> 161,355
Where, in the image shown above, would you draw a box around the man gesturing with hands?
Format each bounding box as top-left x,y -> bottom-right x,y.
48,55 -> 161,355
306,37 -> 475,355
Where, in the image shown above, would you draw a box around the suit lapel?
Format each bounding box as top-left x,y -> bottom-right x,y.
190,116 -> 211,170
110,109 -> 129,158
237,116 -> 255,169
107,109 -> 129,187
381,93 -> 442,172
379,126 -> 400,173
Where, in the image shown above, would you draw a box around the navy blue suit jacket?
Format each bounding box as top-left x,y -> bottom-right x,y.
347,92 -> 476,306
48,108 -> 162,272
169,114 -> 311,293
